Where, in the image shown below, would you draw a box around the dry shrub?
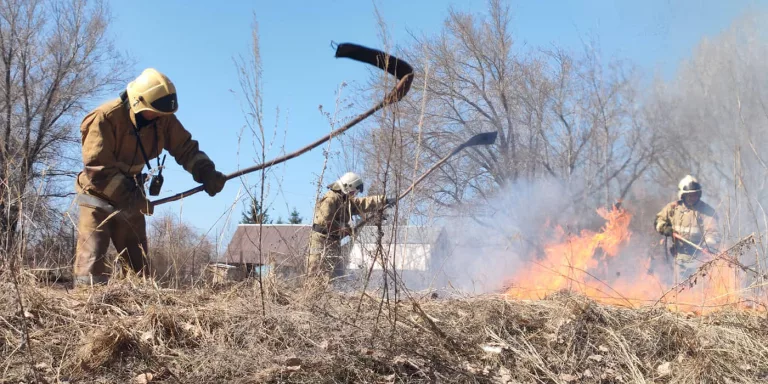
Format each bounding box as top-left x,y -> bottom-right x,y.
71,324 -> 144,375
1,273 -> 768,383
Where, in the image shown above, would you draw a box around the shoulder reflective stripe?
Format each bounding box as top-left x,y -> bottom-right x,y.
102,175 -> 125,197
673,225 -> 701,234
184,152 -> 210,172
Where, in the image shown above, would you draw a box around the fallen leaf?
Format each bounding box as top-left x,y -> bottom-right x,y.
133,373 -> 153,384
560,373 -> 578,382
588,354 -> 603,362
34,362 -> 50,371
657,362 -> 671,377
598,345 -> 609,352
740,364 -> 752,371
318,340 -> 329,350
583,369 -> 593,378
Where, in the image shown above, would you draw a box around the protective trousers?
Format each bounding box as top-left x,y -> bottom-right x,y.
673,252 -> 700,285
307,232 -> 344,279
73,201 -> 148,284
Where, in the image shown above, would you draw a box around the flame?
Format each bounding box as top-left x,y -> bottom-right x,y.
503,204 -> 758,314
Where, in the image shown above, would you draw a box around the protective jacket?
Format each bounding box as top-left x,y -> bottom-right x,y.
75,94 -> 215,207
654,199 -> 721,257
311,190 -> 387,238
308,189 -> 387,278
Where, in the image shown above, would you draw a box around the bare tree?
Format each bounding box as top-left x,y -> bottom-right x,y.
0,0 -> 129,259
355,0 -> 657,225
148,211 -> 215,287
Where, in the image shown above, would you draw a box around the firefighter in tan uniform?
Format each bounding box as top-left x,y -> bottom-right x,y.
309,172 -> 395,279
73,68 -> 227,285
654,175 -> 721,282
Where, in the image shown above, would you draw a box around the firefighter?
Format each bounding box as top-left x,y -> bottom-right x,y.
654,175 -> 721,282
308,172 -> 395,280
73,68 -> 227,286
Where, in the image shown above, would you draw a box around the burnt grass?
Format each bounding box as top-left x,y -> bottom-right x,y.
2,272 -> 768,383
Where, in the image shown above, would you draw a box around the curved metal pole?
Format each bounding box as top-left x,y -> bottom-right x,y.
352,131 -> 499,232
152,43 -> 414,206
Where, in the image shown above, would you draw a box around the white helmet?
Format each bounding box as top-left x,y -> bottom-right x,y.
678,175 -> 702,199
333,172 -> 364,195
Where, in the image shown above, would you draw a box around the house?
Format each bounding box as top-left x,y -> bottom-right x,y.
217,223 -> 452,290
218,224 -> 311,280
346,225 -> 450,290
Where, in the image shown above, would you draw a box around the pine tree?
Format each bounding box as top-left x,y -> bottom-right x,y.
288,207 -> 303,224
240,198 -> 271,224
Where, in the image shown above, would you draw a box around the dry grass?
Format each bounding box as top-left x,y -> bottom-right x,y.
2,272 -> 768,384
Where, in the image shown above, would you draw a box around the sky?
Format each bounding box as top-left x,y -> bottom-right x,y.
100,0 -> 765,251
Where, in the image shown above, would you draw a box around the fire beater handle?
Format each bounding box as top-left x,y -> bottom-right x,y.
151,42 -> 414,207
671,233 -> 712,255
351,131 -> 499,233
671,232 -> 758,275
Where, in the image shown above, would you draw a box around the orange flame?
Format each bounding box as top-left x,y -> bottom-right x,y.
503,204 -> 758,314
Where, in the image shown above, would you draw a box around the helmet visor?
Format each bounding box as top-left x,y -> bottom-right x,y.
150,93 -> 178,113
356,183 -> 364,194
681,182 -> 701,193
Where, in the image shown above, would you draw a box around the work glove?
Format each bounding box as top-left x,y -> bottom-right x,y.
385,197 -> 397,206
661,225 -> 673,237
200,167 -> 226,197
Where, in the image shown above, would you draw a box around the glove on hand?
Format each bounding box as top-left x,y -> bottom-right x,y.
385,197 -> 398,206
200,167 -> 226,197
661,225 -> 673,237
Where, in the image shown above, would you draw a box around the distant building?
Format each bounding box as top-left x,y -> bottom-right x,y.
217,223 -> 452,290
346,225 -> 450,290
218,224 -> 311,280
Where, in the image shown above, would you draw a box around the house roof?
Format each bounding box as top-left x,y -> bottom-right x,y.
221,224 -> 311,266
352,225 -> 444,245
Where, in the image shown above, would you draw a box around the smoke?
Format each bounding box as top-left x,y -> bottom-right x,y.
431,176 -> 682,301
426,14 -> 768,300
432,177 -> 603,294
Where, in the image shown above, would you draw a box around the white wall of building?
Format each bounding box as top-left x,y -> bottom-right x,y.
347,243 -> 431,271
